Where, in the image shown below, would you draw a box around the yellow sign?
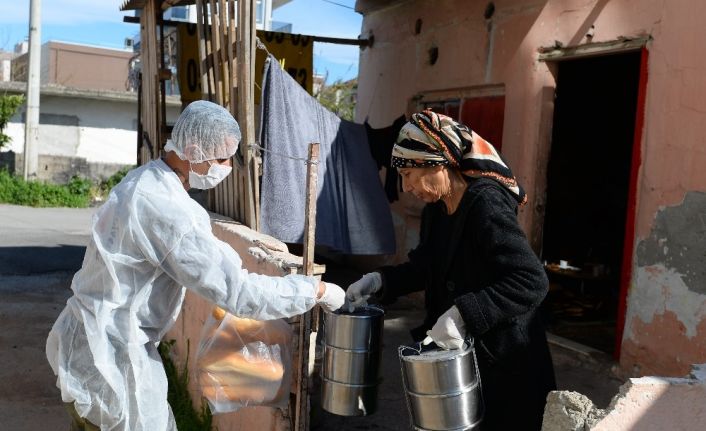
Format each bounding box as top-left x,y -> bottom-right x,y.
254,30 -> 313,98
177,23 -> 202,104
177,24 -> 314,106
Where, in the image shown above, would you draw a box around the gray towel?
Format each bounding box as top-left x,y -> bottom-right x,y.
259,55 -> 395,255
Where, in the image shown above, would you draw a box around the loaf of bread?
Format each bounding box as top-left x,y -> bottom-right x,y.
206,308 -> 291,348
203,351 -> 284,382
198,312 -> 293,409
200,383 -> 273,404
199,351 -> 284,403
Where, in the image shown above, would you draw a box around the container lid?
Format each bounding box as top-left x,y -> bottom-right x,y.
329,305 -> 384,318
399,342 -> 472,362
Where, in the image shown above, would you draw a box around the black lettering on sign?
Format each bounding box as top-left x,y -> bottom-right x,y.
291,34 -> 301,46
301,36 -> 312,47
274,33 -> 285,44
298,68 -> 307,89
187,58 -> 199,93
264,31 -> 275,43
186,23 -> 197,36
287,67 -> 308,89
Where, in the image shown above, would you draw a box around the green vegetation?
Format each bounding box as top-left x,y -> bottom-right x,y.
316,79 -> 357,121
0,166 -> 134,208
99,165 -> 132,196
0,95 -> 25,150
0,170 -> 92,207
158,340 -> 213,431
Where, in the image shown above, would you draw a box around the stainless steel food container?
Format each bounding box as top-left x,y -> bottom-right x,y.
400,345 -> 477,395
399,343 -> 483,430
321,305 -> 384,416
323,345 -> 382,385
406,384 -> 482,431
323,306 -> 384,350
321,377 -> 379,417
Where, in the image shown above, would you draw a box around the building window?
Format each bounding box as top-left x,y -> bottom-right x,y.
169,6 -> 188,20
256,0 -> 264,25
22,112 -> 79,127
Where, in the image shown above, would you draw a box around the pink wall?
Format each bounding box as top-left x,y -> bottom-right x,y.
355,0 -> 706,375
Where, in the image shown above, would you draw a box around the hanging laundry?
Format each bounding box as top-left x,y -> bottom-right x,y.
259,54 -> 395,255
365,115 -> 407,202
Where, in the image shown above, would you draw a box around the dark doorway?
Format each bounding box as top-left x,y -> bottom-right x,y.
542,51 -> 642,354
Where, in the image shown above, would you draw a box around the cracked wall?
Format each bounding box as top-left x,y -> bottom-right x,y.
621,193 -> 706,376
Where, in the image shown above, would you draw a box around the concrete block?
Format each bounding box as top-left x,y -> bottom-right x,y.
543,363 -> 706,430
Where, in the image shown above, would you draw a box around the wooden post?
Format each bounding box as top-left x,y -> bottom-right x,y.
295,143 -> 319,431
139,0 -> 160,161
195,0 -> 211,101
237,0 -> 257,230
208,0 -> 223,105
301,143 -> 319,276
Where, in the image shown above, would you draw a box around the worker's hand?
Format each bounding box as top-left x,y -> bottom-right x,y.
423,305 -> 466,350
317,282 -> 346,312
344,272 -> 382,312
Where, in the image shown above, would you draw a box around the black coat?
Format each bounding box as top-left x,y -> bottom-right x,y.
378,178 -> 556,430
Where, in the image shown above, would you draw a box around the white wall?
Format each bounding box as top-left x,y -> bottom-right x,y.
3,94 -> 180,166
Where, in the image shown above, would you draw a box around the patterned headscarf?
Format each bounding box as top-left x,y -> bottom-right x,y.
391,109 -> 527,205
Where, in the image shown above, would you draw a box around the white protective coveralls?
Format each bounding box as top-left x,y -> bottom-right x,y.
46,158 -> 320,430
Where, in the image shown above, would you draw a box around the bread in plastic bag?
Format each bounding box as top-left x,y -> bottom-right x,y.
196,306 -> 293,413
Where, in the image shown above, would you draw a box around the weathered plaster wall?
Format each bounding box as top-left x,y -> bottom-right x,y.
356,0 -> 706,374
621,192 -> 706,376
165,216 -> 314,431
620,1 -> 706,376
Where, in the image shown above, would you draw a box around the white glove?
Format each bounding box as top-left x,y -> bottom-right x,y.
423,305 -> 466,350
344,272 -> 382,312
317,282 -> 346,312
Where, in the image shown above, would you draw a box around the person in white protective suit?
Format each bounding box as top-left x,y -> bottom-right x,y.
46,100 -> 346,431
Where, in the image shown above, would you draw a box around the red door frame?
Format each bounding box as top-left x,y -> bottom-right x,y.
614,47 -> 649,359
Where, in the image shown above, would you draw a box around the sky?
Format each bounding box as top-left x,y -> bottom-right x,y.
0,0 -> 362,83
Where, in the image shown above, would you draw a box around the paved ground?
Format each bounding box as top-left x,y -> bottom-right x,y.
0,204 -> 98,431
0,204 -> 624,430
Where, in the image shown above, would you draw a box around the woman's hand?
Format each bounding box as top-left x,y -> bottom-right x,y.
344,272 -> 382,312
423,305 -> 466,350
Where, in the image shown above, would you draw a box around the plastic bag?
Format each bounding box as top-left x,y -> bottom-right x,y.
196,306 -> 293,413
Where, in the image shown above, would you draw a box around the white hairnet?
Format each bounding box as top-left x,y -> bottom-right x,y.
166,100 -> 241,163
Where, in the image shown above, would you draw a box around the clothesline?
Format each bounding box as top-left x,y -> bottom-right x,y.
248,143 -> 320,165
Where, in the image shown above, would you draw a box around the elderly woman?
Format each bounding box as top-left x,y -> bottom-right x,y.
346,110 -> 555,430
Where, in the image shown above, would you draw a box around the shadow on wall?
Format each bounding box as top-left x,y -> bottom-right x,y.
0,245 -> 87,276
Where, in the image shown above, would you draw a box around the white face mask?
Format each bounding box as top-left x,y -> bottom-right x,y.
189,161 -> 232,189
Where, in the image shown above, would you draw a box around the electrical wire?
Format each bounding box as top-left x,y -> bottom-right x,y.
320,0 -> 354,10
248,143 -> 319,165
